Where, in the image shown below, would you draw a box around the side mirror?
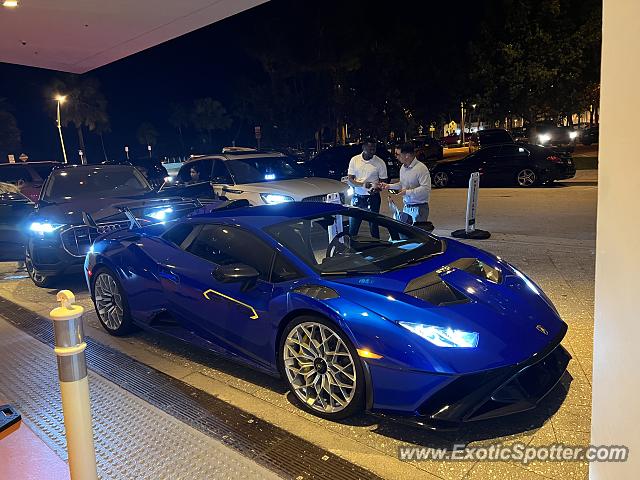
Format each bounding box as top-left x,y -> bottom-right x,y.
212,263 -> 260,290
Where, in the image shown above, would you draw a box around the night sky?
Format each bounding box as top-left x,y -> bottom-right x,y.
0,0 -> 480,162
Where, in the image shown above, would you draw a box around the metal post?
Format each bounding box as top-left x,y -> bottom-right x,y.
50,290 -> 98,480
451,172 -> 490,239
460,101 -> 465,145
56,101 -> 68,164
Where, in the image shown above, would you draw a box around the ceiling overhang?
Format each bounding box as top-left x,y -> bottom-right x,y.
0,0 -> 267,73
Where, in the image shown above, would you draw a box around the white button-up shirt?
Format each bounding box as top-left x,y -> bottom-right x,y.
390,158 -> 431,204
347,154 -> 388,196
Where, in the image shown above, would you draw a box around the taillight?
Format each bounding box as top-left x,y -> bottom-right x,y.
547,155 -> 561,163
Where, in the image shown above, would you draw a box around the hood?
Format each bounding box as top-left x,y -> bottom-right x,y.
325,239 -> 566,373
235,177 -> 348,200
32,193 -> 185,225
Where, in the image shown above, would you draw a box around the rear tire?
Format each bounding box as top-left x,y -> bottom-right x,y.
279,315 -> 365,420
91,268 -> 133,336
516,168 -> 538,187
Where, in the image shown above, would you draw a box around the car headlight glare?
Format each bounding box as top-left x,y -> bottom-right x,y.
569,131 -> 578,139
148,207 -> 173,220
260,193 -> 294,205
538,133 -> 551,144
30,222 -> 62,234
398,321 -> 479,348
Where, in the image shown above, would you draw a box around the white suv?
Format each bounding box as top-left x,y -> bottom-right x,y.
160,152 -> 352,205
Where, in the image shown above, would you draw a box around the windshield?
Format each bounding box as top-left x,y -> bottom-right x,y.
42,166 -> 152,202
226,156 -> 305,184
264,210 -> 443,275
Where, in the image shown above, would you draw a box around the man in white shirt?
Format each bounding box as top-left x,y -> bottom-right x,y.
382,143 -> 431,227
347,139 -> 388,238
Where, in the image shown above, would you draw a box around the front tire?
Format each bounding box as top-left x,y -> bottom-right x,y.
279,315 -> 365,420
25,248 -> 57,288
92,268 -> 133,336
432,171 -> 450,188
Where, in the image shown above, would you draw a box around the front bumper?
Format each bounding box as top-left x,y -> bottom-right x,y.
367,332 -> 570,429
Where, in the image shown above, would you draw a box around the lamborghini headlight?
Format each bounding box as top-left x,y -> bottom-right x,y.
398,322 -> 479,348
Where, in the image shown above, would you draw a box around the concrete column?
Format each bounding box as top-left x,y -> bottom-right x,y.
591,1 -> 640,478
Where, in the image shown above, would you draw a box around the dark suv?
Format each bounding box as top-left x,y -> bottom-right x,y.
468,129 -> 514,153
306,142 -> 400,180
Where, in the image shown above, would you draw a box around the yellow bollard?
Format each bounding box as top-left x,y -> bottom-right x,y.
50,290 -> 98,480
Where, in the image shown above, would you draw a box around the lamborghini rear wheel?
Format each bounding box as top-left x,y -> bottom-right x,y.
92,268 -> 133,336
280,315 -> 364,420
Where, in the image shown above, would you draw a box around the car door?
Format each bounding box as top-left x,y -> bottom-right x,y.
471,146 -> 503,183
158,223 -> 277,364
209,159 -> 236,198
490,144 -> 531,183
161,159 -> 216,198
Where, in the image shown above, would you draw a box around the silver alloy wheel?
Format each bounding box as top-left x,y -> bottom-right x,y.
94,272 -> 124,331
433,171 -> 449,187
517,168 -> 537,186
283,321 -> 357,414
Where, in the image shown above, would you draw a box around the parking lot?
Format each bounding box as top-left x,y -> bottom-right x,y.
0,172 -> 596,479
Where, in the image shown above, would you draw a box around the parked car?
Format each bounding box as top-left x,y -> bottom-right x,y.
580,125 -> 599,145
468,128 -> 514,153
161,151 -> 351,205
531,125 -> 578,152
0,161 -> 61,202
86,201 -> 569,426
305,142 -> 400,181
411,136 -> 444,164
431,143 -> 575,188
105,157 -> 169,190
511,127 -> 531,143
25,164 -> 219,287
0,182 -> 34,261
440,134 -> 461,147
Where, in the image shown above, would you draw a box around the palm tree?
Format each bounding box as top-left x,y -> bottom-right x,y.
191,98 -> 231,148
47,75 -> 109,162
0,98 -> 21,159
137,122 -> 159,150
95,118 -> 111,162
169,102 -> 189,155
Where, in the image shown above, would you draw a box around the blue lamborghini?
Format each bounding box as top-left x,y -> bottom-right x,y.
85,201 -> 570,427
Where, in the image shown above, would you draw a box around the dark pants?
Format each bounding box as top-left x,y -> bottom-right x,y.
349,193 -> 381,238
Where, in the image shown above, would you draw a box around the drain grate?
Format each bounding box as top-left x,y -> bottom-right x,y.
0,297 -> 381,480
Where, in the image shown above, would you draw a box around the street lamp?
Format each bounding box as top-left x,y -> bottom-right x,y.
55,95 -> 69,164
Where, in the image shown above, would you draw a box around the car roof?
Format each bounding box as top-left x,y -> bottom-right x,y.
190,201 -> 346,228
185,152 -> 286,163
50,163 -> 139,172
0,161 -> 60,167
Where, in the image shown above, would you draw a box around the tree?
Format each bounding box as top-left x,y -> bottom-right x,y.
95,119 -> 111,162
469,0 -> 602,126
0,98 -> 21,160
168,102 -> 190,154
190,98 -> 232,148
47,75 -> 109,162
137,122 -> 158,148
